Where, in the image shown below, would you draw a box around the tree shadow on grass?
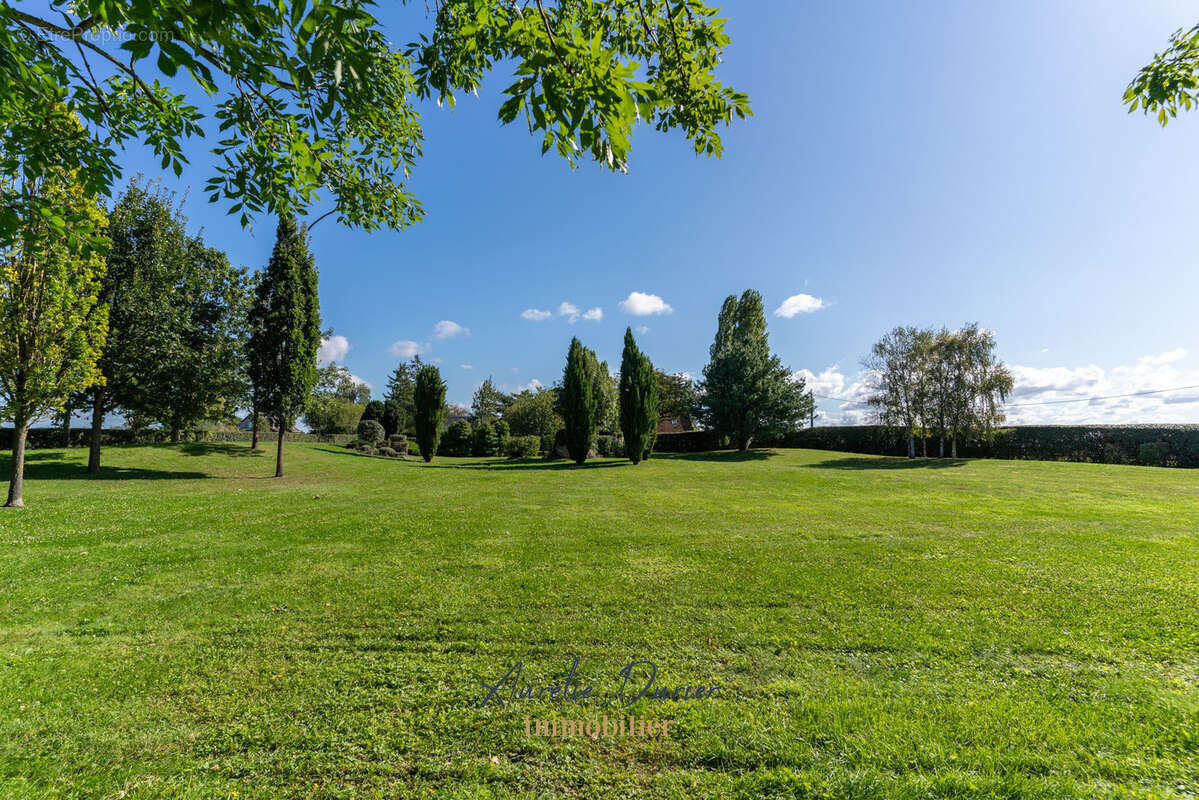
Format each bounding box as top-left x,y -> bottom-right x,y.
448,458 -> 629,471
806,456 -> 968,470
654,450 -> 776,463
4,452 -> 210,481
178,442 -> 262,458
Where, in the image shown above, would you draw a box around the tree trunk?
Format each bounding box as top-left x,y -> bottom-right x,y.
87,387 -> 104,474
170,426 -> 181,444
922,436 -> 927,457
62,410 -> 71,449
275,425 -> 285,478
251,414 -> 259,450
5,418 -> 29,508
939,435 -> 945,458
951,434 -> 958,458
907,433 -> 915,459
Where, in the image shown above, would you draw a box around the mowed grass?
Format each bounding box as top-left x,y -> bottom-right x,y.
0,443 -> 1196,799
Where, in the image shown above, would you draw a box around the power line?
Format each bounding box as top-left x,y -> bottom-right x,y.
812,384 -> 1199,409
1005,383 -> 1199,408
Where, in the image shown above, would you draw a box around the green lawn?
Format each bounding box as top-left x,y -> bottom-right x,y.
0,443 -> 1196,799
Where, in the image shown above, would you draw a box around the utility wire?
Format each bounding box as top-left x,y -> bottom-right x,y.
812,384 -> 1199,409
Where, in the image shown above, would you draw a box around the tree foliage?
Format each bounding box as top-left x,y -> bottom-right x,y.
135,236 -> 252,440
504,387 -> 562,450
1126,24 -> 1199,125
619,328 -> 658,465
247,216 -> 321,476
86,179 -> 186,471
305,364 -> 368,435
470,376 -> 510,424
0,168 -> 108,507
0,1 -> 749,246
866,324 -> 1013,458
413,364 -> 446,463
656,370 -> 698,420
559,337 -> 597,464
698,290 -> 813,450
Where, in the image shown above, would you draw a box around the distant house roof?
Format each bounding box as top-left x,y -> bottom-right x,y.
657,414 -> 693,434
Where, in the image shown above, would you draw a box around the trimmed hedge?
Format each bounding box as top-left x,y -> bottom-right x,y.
652,425 -> 1199,467
652,430 -> 723,453
781,425 -> 1199,467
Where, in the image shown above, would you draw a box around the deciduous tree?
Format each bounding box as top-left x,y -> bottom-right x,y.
0,169 -> 108,507
0,2 -> 749,246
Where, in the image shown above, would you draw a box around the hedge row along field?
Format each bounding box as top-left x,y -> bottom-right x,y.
10,424 -> 1199,467
653,425 -> 1199,467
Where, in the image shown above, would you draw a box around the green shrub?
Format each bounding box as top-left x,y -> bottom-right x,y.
407,440 -> 421,458
595,434 -> 624,457
506,435 -> 540,459
472,422 -> 498,456
357,419 -> 385,445
379,446 -> 398,458
441,419 -> 473,457
388,434 -> 409,455
360,445 -> 378,456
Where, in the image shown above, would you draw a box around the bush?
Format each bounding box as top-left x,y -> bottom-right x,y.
441,419 -> 473,457
357,419 -> 385,445
407,440 -> 421,458
360,445 -> 378,456
595,434 -> 624,457
379,446 -> 398,458
389,434 -> 409,455
506,435 -> 541,459
472,422 -> 498,456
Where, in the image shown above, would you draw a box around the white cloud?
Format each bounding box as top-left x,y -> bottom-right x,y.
522,308 -> 553,322
317,335 -> 350,365
389,339 -> 428,359
808,348 -> 1199,426
460,364 -> 474,370
793,365 -> 846,397
348,373 -> 373,392
582,307 -> 603,322
774,293 -> 825,318
433,320 -> 469,339
1138,347 -> 1187,366
559,301 -> 580,323
620,292 -> 673,316
516,378 -> 544,393
635,325 -> 650,335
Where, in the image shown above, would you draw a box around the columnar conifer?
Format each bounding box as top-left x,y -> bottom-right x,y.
619,328 -> 659,465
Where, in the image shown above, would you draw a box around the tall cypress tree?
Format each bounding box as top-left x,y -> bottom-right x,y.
619,328 -> 659,465
560,337 -> 597,465
247,216 -> 321,477
413,364 -> 446,462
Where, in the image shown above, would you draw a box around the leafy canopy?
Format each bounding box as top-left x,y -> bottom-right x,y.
0,1 -> 749,245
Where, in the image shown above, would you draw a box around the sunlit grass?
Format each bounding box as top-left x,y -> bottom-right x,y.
1,443 -> 1196,798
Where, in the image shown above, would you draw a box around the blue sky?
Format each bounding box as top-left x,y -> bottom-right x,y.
108,1 -> 1199,423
